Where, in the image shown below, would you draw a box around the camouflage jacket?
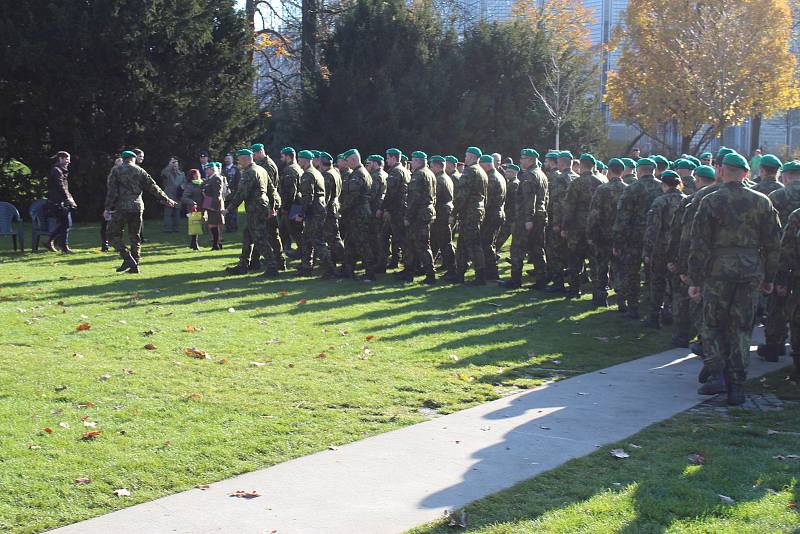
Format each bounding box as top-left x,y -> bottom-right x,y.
406,166 -> 436,223
383,163 -> 410,215
768,181 -> 800,227
681,175 -> 697,195
299,166 -> 327,219
622,173 -> 638,185
434,171 -> 454,219
259,156 -> 280,190
453,163 -> 488,223
676,183 -> 720,275
369,168 -> 388,214
665,192 -> 696,267
226,162 -> 280,213
688,182 -> 780,285
104,162 -> 172,212
612,174 -> 663,248
643,189 -> 685,261
586,178 -> 626,244
505,178 -> 520,222
322,166 -> 342,217
485,168 -> 507,219
281,162 -> 302,207
561,171 -> 605,239
752,176 -> 783,197
549,169 -> 575,227
515,166 -> 549,226
340,164 -> 372,217
775,207 -> 800,287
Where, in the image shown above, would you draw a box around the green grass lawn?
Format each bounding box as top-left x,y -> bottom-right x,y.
411,370 -> 800,534
0,221 -> 670,533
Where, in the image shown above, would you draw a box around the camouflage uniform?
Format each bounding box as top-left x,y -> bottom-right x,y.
261,156 -> 284,265
688,182 -> 780,387
561,170 -> 605,296
496,177 -> 518,252
226,162 -> 282,272
340,164 -> 375,278
665,192 -> 701,344
369,167 -> 388,270
774,208 -> 800,377
322,165 -> 344,264
506,165 -> 548,287
643,188 -> 686,325
382,163 -> 411,268
586,177 -> 627,304
612,173 -> 663,315
297,165 -> 334,275
280,161 -> 303,252
752,175 -> 783,197
403,165 -> 437,280
481,168 -> 507,280
104,162 -> 173,264
681,175 -> 697,195
622,172 -> 638,185
450,163 -> 488,281
431,170 -> 456,273
546,169 -> 575,286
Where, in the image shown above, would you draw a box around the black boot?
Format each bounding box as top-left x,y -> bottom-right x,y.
225,264 -> 250,275
101,241 -> 109,252
116,250 -> 137,273
698,364 -> 711,384
617,296 -> 628,314
395,268 -> 413,281
421,272 -> 437,285
262,268 -> 281,278
248,258 -> 262,272
276,256 -> 286,271
210,228 -> 220,250
190,236 -> 200,250
727,382 -> 746,406
386,258 -> 399,270
544,277 -> 565,292
757,344 -> 780,363
697,371 -> 726,395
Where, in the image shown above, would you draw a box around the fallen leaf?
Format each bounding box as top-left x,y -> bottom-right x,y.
217,358 -> 229,365
81,431 -> 101,440
82,421 -> 98,428
123,368 -> 135,375
76,322 -> 91,331
74,477 -> 91,485
446,510 -> 467,528
43,427 -> 53,434
718,494 -> 735,505
144,343 -> 157,350
58,422 -> 70,429
228,307 -> 236,313
328,446 -> 339,451
184,348 -> 209,359
142,329 -> 156,337
629,443 -> 641,449
365,335 -> 374,341
113,488 -> 130,497
98,373 -> 111,381
267,338 -> 280,344
28,444 -> 41,450
279,290 -> 289,296
184,325 -> 202,333
610,448 -> 630,459
184,393 -> 202,401
339,330 -> 349,336
118,320 -> 127,324
539,425 -> 551,430
298,299 -> 307,305
315,353 -> 327,359
789,502 -> 797,510
195,484 -> 210,490
287,363 -> 295,368
77,401 -> 96,409
487,302 -> 502,307
250,361 -> 267,367
229,490 -> 261,499
449,354 -> 460,361
687,452 -> 706,465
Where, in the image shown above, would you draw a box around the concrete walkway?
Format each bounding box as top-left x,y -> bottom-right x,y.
51,330 -> 790,534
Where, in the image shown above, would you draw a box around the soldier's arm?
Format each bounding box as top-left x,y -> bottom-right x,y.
141,169 -> 174,205
586,189 -> 603,241
104,170 -> 119,211
299,174 -> 313,216
665,204 -> 684,263
226,173 -> 249,212
406,177 -> 419,220
687,198 -> 713,286
611,190 -> 631,248
269,179 -> 281,212
762,203 -> 783,284
642,204 -> 660,259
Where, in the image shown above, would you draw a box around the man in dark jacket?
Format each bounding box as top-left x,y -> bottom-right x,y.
47,151 -> 78,253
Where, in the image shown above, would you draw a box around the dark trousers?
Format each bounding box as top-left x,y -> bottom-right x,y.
49,208 -> 72,246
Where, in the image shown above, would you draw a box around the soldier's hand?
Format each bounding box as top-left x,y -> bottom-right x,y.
762,282 -> 774,295
525,221 -> 534,232
667,262 -> 678,273
688,286 -> 701,301
776,284 -> 787,297
612,247 -> 620,257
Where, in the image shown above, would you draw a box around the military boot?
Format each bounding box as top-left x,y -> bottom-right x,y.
116,250 -> 138,273
697,371 -> 726,395
727,383 -> 746,406
225,264 -> 250,275
101,241 -> 109,252
757,344 -> 780,363
698,364 -> 710,384
262,268 -> 281,278
276,256 -> 287,271
545,276 -> 565,293
616,296 -> 628,314
386,258 -> 399,270
128,264 -> 140,274
46,239 -> 58,252
421,271 -> 437,285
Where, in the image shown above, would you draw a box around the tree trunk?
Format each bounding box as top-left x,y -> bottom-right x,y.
301,0 -> 319,94
680,134 -> 691,155
245,0 -> 255,65
555,125 -> 560,151
749,114 -> 762,156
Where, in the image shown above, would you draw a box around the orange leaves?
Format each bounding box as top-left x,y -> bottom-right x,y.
184,348 -> 209,360
279,290 -> 289,297
297,299 -> 307,305
76,322 -> 91,331
184,325 -> 203,333
43,427 -> 53,434
365,335 -> 374,341
81,431 -> 101,441
229,489 -> 261,499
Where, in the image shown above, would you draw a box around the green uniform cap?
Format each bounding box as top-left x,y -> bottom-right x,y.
311,150 -> 322,158
280,146 -> 295,155
251,143 -> 265,151
430,155 -> 446,163
608,158 -> 624,170
236,148 -> 253,156
506,164 -> 520,172
597,161 -> 607,171
579,153 -> 596,164
411,151 -> 427,160
660,170 -> 681,186
335,153 -> 345,161
478,154 -> 494,163
673,158 -> 696,170
545,151 -> 559,159
652,155 -> 669,168
366,154 -> 385,162
717,147 -> 734,161
760,154 -> 782,169
466,146 -> 482,157
444,155 -> 459,164
558,150 -> 573,159
401,154 -> 409,162
699,152 -> 713,159
722,152 -> 749,171
782,160 -> 800,172
297,150 -> 316,160
685,155 -> 701,166
213,162 -> 223,168
520,148 -> 539,158
694,165 -> 716,179
636,157 -> 656,168
386,148 -> 402,157
121,150 -> 137,158
341,148 -> 358,158
621,157 -> 637,168
319,151 -> 333,162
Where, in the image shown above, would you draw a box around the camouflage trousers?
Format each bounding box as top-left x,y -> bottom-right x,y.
702,279 -> 759,384
480,213 -> 504,278
648,256 -> 669,319
110,209 -> 142,261
431,215 -> 455,273
672,274 -> 694,342
382,212 -> 406,266
343,212 -> 375,275
546,226 -> 568,278
618,236 -> 645,308
239,209 -> 276,270
763,292 -> 789,347
785,288 -> 800,353
243,216 -> 283,266
566,233 -> 598,293
370,215 -> 387,268
300,214 -> 334,274
454,218 -> 485,275
405,220 -> 434,275
510,221 -> 547,284
280,211 -> 302,251
495,219 -> 513,254
323,211 -> 344,264
593,240 -> 618,299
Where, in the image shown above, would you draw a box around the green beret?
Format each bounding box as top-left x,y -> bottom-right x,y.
280,146 -> 295,155
782,160 -> 800,172
608,158 -> 624,170
637,157 -> 656,168
297,150 -> 316,160
341,148 -> 358,158
444,155 -> 459,164
660,170 -> 681,186
558,151 -> 573,159
673,158 -> 696,170
366,154 -> 385,163
319,152 -> 333,162
545,151 -> 559,159
213,162 -> 223,168
236,148 -> 253,156
722,152 -> 749,171
121,150 -> 137,158
621,158 -> 637,168
685,155 -> 701,166
410,151 -> 427,160
506,164 -> 520,172
251,143 -> 265,151
386,148 -> 402,157
760,154 -> 782,169
717,147 -> 734,161
430,155 -> 446,163
652,155 -> 669,168
699,152 -> 713,160
520,148 -> 539,158
401,154 -> 409,162
466,146 -> 482,157
695,165 -> 716,180
579,153 -> 596,164
596,161 -> 607,171
335,153 -> 345,161
478,154 -> 494,163
310,150 -> 321,158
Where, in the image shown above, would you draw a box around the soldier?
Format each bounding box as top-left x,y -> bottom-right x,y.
223,149 -> 281,277
501,148 -> 549,289
758,161 -> 800,359
340,149 -> 376,282
251,143 -> 284,269
445,156 -> 462,186
381,148 -> 410,270
397,151 -> 436,284
752,154 -> 783,196
587,158 -> 627,309
478,154 -> 507,281
319,152 -> 344,267
496,164 -> 520,254
560,153 -> 606,301
774,200 -> 800,381
278,147 -> 303,261
294,150 -> 335,278
673,159 -> 697,194
104,151 -> 177,273
366,155 -> 389,272
642,170 -> 686,328
546,150 -> 576,292
46,150 -> 77,253
699,151 -> 713,166
621,158 -> 638,185
444,146 -> 489,285
612,157 -> 663,319
430,155 -> 455,275
543,151 -> 559,176
688,152 -> 780,405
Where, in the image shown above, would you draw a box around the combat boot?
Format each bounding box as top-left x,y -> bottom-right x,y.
727,383 -> 746,406
544,277 -> 565,293
386,258 -> 399,270
46,238 -> 58,252
616,296 -> 628,314
757,343 -> 780,363
698,364 -> 710,384
116,250 -> 137,273
697,371 -> 726,395
101,241 -> 109,252
61,244 -> 74,254
625,306 -> 640,320
127,264 -> 140,274
565,287 -> 581,299
442,271 -> 464,284
225,264 -> 250,276
276,257 -> 287,271
468,270 -> 486,286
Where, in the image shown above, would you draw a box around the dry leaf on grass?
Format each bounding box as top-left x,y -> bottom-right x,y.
98,373 -> 111,381
81,431 -> 101,440
279,290 -> 289,297
58,422 -> 70,429
250,361 -> 267,367
184,325 -> 203,333
229,490 -> 261,499
315,353 -> 327,359
43,427 -> 53,434
76,322 -> 91,331
144,343 -> 157,350
297,299 -> 307,305
74,477 -> 91,485
365,335 -> 374,341
54,384 -> 67,392
28,444 -> 41,450
457,373 -> 475,382
184,348 -> 209,359
610,448 -> 630,459
82,421 -> 97,428
195,484 -> 210,490
184,393 -> 202,402
113,488 -> 130,497
77,401 -> 96,409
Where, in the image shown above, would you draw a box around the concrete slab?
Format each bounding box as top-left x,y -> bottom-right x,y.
48,329 -> 791,534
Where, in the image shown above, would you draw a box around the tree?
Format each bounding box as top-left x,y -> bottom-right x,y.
606,0 -> 800,155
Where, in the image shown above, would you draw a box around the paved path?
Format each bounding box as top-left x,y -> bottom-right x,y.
51,330 -> 790,534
